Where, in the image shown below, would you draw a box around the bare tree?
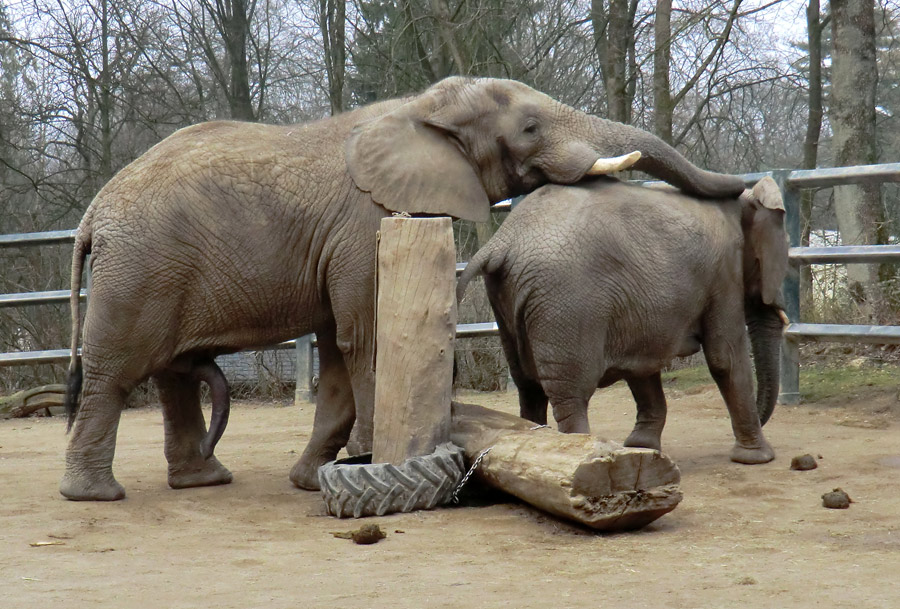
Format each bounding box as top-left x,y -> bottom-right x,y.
592,0 -> 638,123
800,0 -> 829,303
652,0 -> 673,142
830,0 -> 888,315
194,0 -> 257,120
317,0 -> 345,114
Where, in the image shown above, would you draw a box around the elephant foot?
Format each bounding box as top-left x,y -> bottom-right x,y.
623,429 -> 662,452
730,440 -> 775,464
289,455 -> 327,491
345,426 -> 372,457
60,469 -> 126,501
168,456 -> 233,490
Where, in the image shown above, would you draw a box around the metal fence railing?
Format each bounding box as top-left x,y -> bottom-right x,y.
4,163 -> 900,405
0,224 -> 508,403
772,163 -> 900,404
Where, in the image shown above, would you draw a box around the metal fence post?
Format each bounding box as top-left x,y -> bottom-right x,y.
294,334 -> 311,406
772,169 -> 801,405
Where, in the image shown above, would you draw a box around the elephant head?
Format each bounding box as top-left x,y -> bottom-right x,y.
740,176 -> 789,426
346,76 -> 745,222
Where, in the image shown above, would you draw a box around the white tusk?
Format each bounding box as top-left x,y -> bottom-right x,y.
777,309 -> 790,326
586,150 -> 642,175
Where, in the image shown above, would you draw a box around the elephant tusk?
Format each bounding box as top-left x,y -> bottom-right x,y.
777,309 -> 790,326
586,151 -> 642,175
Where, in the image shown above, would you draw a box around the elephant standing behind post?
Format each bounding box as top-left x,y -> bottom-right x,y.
61,76 -> 748,501
457,176 -> 788,464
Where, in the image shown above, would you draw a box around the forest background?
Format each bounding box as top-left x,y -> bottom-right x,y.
1,0 -> 897,394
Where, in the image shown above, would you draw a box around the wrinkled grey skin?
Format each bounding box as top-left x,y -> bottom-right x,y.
457,177 -> 788,464
61,76 -> 747,501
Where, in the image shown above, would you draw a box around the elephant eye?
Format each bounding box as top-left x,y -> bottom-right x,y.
522,121 -> 539,135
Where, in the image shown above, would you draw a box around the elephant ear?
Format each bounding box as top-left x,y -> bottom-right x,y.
345,85 -> 491,223
745,176 -> 789,306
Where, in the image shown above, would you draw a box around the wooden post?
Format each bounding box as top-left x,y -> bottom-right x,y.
451,402 -> 683,531
372,217 -> 456,465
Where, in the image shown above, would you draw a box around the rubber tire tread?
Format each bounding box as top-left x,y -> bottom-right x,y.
318,443 -> 466,518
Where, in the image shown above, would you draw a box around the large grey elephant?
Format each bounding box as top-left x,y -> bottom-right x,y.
457,176 -> 788,464
61,76 -> 747,501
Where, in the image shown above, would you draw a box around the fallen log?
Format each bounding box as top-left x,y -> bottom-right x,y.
0,384 -> 66,419
450,401 -> 683,531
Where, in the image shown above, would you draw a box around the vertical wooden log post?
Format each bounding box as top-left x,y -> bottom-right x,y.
372,217 -> 457,465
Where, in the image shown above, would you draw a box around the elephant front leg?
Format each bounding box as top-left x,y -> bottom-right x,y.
703,327 -> 775,464
155,370 -> 233,489
624,373 -> 667,451
290,325 -> 357,491
60,382 -> 127,501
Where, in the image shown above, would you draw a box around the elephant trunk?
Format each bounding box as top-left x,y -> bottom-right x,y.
585,115 -> 746,199
746,301 -> 785,426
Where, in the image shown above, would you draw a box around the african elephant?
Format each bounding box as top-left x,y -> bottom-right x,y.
456,176 -> 788,464
61,76 -> 747,501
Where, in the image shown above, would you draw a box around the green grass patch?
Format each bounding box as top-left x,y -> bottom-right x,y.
797,364 -> 897,403
661,363 -> 897,403
661,366 -> 715,390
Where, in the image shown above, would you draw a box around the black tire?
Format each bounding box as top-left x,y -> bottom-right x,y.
318,443 -> 466,518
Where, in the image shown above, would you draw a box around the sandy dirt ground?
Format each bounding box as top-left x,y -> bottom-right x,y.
2,384 -> 899,609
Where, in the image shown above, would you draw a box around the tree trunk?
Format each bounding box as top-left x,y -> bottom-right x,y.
800,0 -> 827,306
652,0 -> 673,144
98,0 -> 112,183
230,0 -> 254,120
372,218 -> 456,465
319,0 -> 345,115
602,0 -> 631,123
198,0 -> 256,120
830,0 -> 886,317
0,384 -> 66,419
450,402 -> 683,531
430,0 -> 468,76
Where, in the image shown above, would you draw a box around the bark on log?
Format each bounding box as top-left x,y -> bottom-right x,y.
0,384 -> 66,419
450,402 -> 683,531
373,217 -> 456,465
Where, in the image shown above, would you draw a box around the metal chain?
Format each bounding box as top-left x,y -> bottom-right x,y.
451,425 -> 546,503
451,446 -> 493,504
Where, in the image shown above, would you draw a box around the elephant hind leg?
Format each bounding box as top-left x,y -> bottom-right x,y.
624,373 -> 667,451
60,379 -> 128,501
527,331 -> 598,434
155,369 -> 233,489
515,377 -> 549,426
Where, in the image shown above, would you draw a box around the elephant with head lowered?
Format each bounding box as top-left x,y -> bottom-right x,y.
61,76 -> 747,501
457,176 -> 788,464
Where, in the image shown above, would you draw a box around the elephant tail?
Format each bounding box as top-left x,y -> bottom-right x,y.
456,246 -> 494,303
64,225 -> 91,432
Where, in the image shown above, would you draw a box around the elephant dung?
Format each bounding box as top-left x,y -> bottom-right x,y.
790,454 -> 818,471
822,488 -> 852,509
450,402 -> 683,531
